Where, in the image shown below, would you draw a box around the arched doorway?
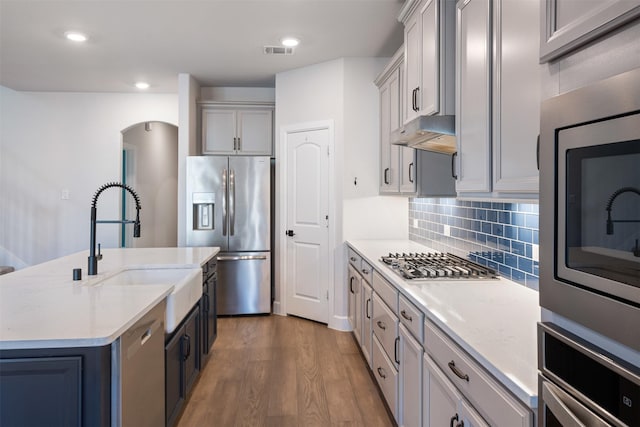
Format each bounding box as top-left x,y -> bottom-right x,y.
121,121 -> 178,247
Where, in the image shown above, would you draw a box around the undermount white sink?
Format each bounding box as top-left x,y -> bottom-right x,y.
99,267 -> 202,333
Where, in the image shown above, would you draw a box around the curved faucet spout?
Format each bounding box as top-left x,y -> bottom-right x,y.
88,182 -> 142,275
605,186 -> 640,235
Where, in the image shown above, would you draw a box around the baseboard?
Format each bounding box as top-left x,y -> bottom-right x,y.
329,315 -> 351,331
272,300 -> 283,315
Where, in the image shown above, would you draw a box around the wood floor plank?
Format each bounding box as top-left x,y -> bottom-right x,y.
235,360 -> 271,427
176,315 -> 395,427
267,349 -> 298,417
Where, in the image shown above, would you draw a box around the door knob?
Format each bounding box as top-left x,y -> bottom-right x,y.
286,230 -> 295,237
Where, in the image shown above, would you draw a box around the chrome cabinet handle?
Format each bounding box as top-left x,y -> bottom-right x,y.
450,414 -> 461,427
365,299 -> 371,319
350,277 -> 354,293
384,167 -> 390,185
400,310 -> 413,322
448,360 -> 469,382
408,162 -> 414,183
377,367 -> 386,379
350,256 -> 357,262
361,268 -> 369,275
376,320 -> 386,330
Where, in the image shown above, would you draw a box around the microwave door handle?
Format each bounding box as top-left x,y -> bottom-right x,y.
542,381 -> 597,427
222,168 -> 227,236
229,169 -> 235,236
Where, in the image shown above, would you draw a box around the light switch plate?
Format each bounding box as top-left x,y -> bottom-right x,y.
532,244 -> 539,262
443,224 -> 451,236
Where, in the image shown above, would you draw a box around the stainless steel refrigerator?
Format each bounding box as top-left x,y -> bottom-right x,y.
186,156 -> 271,315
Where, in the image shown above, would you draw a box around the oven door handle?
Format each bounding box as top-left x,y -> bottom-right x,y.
542,380 -> 608,427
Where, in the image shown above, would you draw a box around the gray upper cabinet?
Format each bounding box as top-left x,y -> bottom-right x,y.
376,48 -> 403,194
375,47 -> 455,198
492,0 -> 541,194
201,104 -> 273,156
455,0 -> 492,194
455,0 -> 540,199
540,0 -> 640,63
400,0 -> 456,123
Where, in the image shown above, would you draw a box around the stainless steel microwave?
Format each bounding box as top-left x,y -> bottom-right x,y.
539,67 -> 640,352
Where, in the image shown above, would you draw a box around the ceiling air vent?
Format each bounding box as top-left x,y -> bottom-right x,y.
264,46 -> 294,55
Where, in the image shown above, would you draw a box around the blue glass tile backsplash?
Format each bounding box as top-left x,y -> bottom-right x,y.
409,198 -> 540,290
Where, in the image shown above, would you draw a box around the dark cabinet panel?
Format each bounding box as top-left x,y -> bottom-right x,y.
0,356 -> 81,427
183,307 -> 200,395
165,303 -> 203,427
165,327 -> 186,427
201,260 -> 217,365
0,345 -> 111,427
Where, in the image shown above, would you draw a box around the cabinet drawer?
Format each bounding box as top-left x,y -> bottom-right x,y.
360,260 -> 373,284
347,248 -> 361,269
399,294 -> 424,343
372,335 -> 398,421
372,270 -> 398,314
424,320 -> 532,427
372,293 -> 399,367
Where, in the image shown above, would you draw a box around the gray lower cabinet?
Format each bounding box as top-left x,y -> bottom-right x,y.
0,346 -> 111,427
165,304 -> 201,427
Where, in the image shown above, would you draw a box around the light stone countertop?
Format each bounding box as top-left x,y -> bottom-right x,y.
347,239 -> 540,409
0,247 -> 218,350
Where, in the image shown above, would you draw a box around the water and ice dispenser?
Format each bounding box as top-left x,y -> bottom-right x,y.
192,193 -> 215,230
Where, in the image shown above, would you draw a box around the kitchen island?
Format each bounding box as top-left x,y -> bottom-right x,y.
0,247 -> 218,427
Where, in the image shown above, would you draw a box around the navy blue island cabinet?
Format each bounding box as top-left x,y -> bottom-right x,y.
0,345 -> 111,427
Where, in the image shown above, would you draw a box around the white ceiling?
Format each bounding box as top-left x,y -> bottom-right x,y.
0,0 -> 405,93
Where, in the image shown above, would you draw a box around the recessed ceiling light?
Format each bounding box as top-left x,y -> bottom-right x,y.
64,31 -> 88,42
281,37 -> 299,47
135,82 -> 150,90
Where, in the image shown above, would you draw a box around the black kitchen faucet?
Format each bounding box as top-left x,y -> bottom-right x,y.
88,182 -> 141,275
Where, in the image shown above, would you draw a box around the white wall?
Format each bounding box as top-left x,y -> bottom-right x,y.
0,86 -> 178,268
275,58 -> 408,330
177,73 -> 200,246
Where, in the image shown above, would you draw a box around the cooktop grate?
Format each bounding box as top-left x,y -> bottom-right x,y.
380,252 -> 498,280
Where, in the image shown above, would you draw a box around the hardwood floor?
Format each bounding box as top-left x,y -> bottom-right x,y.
176,315 -> 395,427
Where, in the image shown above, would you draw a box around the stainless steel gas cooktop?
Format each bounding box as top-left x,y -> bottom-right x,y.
380,252 -> 498,281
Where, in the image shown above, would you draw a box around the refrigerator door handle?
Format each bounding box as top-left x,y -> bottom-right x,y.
229,169 -> 235,236
217,255 -> 268,261
222,168 -> 227,236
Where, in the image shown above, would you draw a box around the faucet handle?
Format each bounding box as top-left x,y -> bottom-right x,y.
97,243 -> 103,260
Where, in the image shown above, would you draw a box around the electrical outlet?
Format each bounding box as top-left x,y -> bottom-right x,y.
61,189 -> 70,200
532,244 -> 539,262
412,218 -> 419,228
443,224 -> 451,236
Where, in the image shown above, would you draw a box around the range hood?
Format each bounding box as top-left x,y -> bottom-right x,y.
391,115 -> 457,154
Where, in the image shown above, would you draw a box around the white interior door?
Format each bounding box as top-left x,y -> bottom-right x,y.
285,127 -> 330,324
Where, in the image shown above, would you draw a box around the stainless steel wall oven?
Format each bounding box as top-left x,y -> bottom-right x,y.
538,323 -> 640,426
540,67 -> 640,352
